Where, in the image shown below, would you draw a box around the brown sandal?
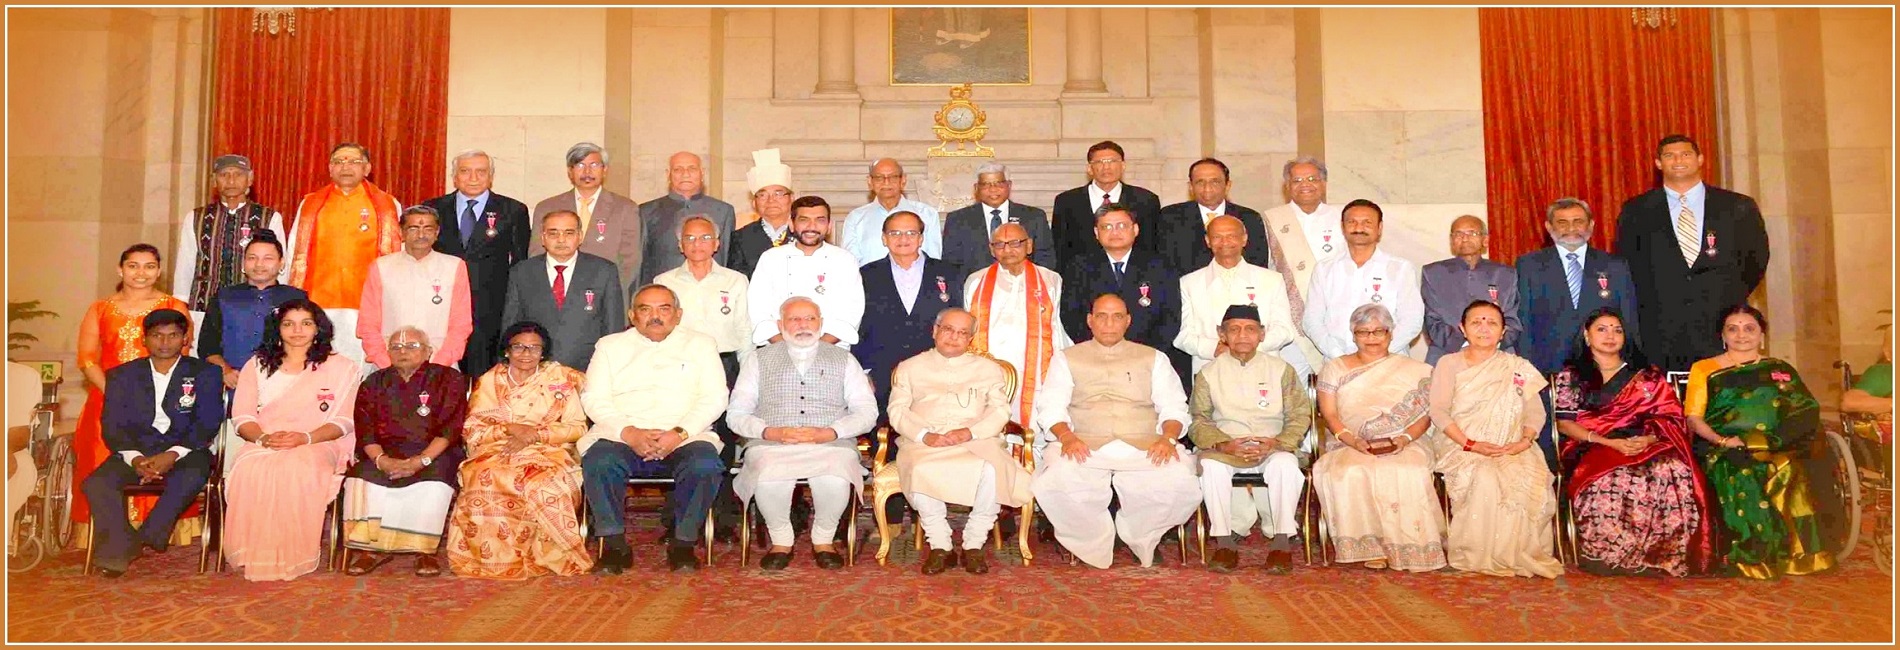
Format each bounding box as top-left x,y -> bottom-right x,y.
414,554 -> 443,577
345,553 -> 391,576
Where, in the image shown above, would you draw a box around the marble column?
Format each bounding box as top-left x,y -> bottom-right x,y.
813,8 -> 857,96
1063,8 -> 1108,94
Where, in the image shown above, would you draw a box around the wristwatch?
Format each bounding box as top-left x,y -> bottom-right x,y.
668,427 -> 685,436
418,455 -> 434,467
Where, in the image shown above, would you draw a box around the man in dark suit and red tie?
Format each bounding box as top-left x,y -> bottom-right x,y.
1614,134 -> 1769,372
427,150 -> 532,376
1050,141 -> 1163,264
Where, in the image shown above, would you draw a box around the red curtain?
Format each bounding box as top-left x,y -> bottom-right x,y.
210,8 -> 450,222
1479,8 -> 1719,263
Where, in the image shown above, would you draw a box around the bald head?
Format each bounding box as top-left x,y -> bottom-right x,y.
989,222 -> 1032,270
868,157 -> 906,203
1205,214 -> 1248,266
1086,293 -> 1132,346
1448,214 -> 1486,260
667,151 -> 705,196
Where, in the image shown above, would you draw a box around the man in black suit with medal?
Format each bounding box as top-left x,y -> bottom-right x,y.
428,150 -> 532,376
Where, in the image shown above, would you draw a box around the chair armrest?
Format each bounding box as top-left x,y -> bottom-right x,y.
872,426 -> 891,472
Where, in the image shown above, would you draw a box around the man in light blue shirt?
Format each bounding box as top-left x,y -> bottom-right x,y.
840,158 -> 943,264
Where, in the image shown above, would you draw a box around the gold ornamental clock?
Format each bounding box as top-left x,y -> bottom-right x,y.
929,83 -> 994,157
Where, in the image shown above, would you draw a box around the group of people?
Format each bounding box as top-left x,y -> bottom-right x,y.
43,130 -> 1881,584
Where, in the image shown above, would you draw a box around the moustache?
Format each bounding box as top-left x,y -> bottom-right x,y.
645,319 -> 663,328
1348,230 -> 1370,236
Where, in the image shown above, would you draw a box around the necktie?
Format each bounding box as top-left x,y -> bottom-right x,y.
1098,193 -> 1111,214
1675,201 -> 1699,266
989,208 -> 1002,232
552,264 -> 569,309
1564,252 -> 1582,309
1113,260 -> 1126,284
578,195 -> 595,233
460,199 -> 478,247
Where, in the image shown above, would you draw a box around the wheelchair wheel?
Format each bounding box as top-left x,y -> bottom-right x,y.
42,435 -> 75,550
8,530 -> 44,573
1819,431 -> 1861,561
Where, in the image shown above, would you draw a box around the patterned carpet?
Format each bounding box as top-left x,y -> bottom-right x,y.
7,517 -> 1892,643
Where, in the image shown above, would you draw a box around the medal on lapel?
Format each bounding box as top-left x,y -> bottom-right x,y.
1256,386 -> 1269,409
1487,284 -> 1499,303
584,289 -> 596,311
485,212 -> 498,238
178,378 -> 197,409
595,218 -> 607,242
936,276 -> 949,303
1321,234 -> 1333,254
318,389 -> 335,412
358,208 -> 372,232
1704,230 -> 1717,258
1370,277 -> 1384,303
1596,272 -> 1610,299
431,280 -> 444,305
719,291 -> 732,315
815,273 -> 827,295
1138,282 -> 1153,307
417,391 -> 432,417
1246,287 -> 1257,306
239,225 -> 253,246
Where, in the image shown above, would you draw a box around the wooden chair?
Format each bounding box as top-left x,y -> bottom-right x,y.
82,449 -> 222,575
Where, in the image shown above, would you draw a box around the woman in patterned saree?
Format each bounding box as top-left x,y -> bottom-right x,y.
1553,307 -> 1717,577
1685,304 -> 1833,579
1430,300 -> 1563,578
446,322 -> 593,578
1312,303 -> 1446,572
72,243 -> 194,548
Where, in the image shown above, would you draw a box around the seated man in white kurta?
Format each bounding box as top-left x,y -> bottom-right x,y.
1189,304 -> 1314,574
1031,293 -> 1202,569
888,308 -> 1033,576
356,206 -> 473,370
1175,216 -> 1297,376
725,297 -> 877,572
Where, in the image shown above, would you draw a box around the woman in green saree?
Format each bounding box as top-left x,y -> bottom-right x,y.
1684,304 -> 1833,579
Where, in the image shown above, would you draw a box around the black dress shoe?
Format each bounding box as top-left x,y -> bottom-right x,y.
760,551 -> 793,571
921,549 -> 951,575
1208,548 -> 1239,573
96,566 -> 126,579
1264,549 -> 1294,575
666,545 -> 700,572
962,550 -> 990,575
656,526 -> 676,545
813,549 -> 845,570
592,548 -> 630,576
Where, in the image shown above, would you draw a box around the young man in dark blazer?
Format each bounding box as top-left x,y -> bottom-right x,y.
81,309 -> 223,578
941,162 -> 1054,274
1155,157 -> 1271,274
428,150 -> 532,377
1050,141 -> 1163,265
501,211 -> 628,371
1614,134 -> 1769,372
1058,204 -> 1189,389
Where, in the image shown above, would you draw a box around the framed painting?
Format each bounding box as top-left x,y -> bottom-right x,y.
890,8 -> 1031,85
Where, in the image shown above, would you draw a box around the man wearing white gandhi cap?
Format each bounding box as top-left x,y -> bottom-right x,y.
729,148 -> 797,278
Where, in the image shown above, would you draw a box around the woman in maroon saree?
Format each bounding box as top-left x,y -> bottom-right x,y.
1552,308 -> 1718,577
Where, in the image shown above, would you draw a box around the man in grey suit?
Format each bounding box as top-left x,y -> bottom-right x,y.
532,142 -> 643,290
637,152 -> 735,286
941,162 -> 1054,274
502,211 -> 628,371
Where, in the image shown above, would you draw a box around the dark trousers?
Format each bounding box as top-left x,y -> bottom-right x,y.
582,439 -> 725,544
711,351 -> 744,529
81,452 -> 212,571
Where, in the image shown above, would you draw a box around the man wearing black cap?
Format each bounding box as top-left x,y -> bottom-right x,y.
173,154 -> 289,331
1187,304 -> 1312,574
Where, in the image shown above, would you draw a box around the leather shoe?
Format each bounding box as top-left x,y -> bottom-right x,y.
414,554 -> 443,577
962,550 -> 990,575
921,549 -> 951,575
945,548 -> 963,569
592,547 -> 630,576
1208,547 -> 1239,573
760,551 -> 792,571
666,545 -> 700,572
346,552 -> 390,576
96,566 -> 126,579
1263,549 -> 1294,575
813,549 -> 845,570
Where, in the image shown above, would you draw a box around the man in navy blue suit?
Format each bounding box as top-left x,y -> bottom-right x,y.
1515,198 -> 1639,465
81,309 -> 224,577
1058,204 -> 1189,390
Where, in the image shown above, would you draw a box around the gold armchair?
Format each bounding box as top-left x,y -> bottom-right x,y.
872,353 -> 1037,566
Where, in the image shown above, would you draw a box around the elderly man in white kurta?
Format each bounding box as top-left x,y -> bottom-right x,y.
356,206 -> 474,370
888,308 -> 1033,575
1031,294 -> 1202,569
1301,199 -> 1424,362
726,297 -> 878,571
1176,216 -> 1298,376
747,196 -> 865,348
657,216 -> 753,369
963,223 -> 1072,433
1189,304 -> 1314,574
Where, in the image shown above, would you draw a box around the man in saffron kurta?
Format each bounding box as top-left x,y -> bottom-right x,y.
288,142 -> 403,366
963,223 -> 1071,435
888,308 -> 1031,575
343,328 -> 467,577
356,207 -> 474,370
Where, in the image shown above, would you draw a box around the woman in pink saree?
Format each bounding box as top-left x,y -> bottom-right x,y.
223,299 -> 360,581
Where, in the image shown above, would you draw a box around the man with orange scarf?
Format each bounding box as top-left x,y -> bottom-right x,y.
287,142 -> 404,367
961,222 -> 1071,445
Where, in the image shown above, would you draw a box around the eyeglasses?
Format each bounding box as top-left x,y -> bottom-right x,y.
680,234 -> 718,244
1351,328 -> 1391,338
391,341 -> 426,351
1450,230 -> 1484,239
508,344 -> 545,354
329,159 -> 368,167
935,325 -> 974,338
989,239 -> 1029,250
1289,175 -> 1323,185
572,162 -> 606,171
869,174 -> 904,184
884,229 -> 921,239
757,189 -> 792,199
1088,158 -> 1124,167
975,181 -> 1009,189
1095,222 -> 1135,232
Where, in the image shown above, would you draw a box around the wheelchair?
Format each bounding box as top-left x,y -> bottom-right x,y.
1835,360 -> 1891,575
9,399 -> 74,574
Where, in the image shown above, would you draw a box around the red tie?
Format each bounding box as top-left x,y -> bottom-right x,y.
552,264 -> 568,309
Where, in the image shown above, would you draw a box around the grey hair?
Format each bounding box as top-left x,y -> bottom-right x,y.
779,296 -> 821,319
628,282 -> 680,307
1544,197 -> 1593,223
867,158 -> 905,176
676,215 -> 720,240
565,142 -> 608,168
1349,303 -> 1396,332
1453,214 -> 1488,236
450,149 -> 493,174
934,307 -> 978,334
386,325 -> 432,349
1282,156 -> 1329,183
973,162 -> 1010,180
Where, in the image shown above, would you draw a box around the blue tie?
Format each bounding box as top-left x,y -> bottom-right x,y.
1564,251 -> 1582,309
990,208 -> 1002,232
1113,260 -> 1126,284
460,198 -> 478,247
